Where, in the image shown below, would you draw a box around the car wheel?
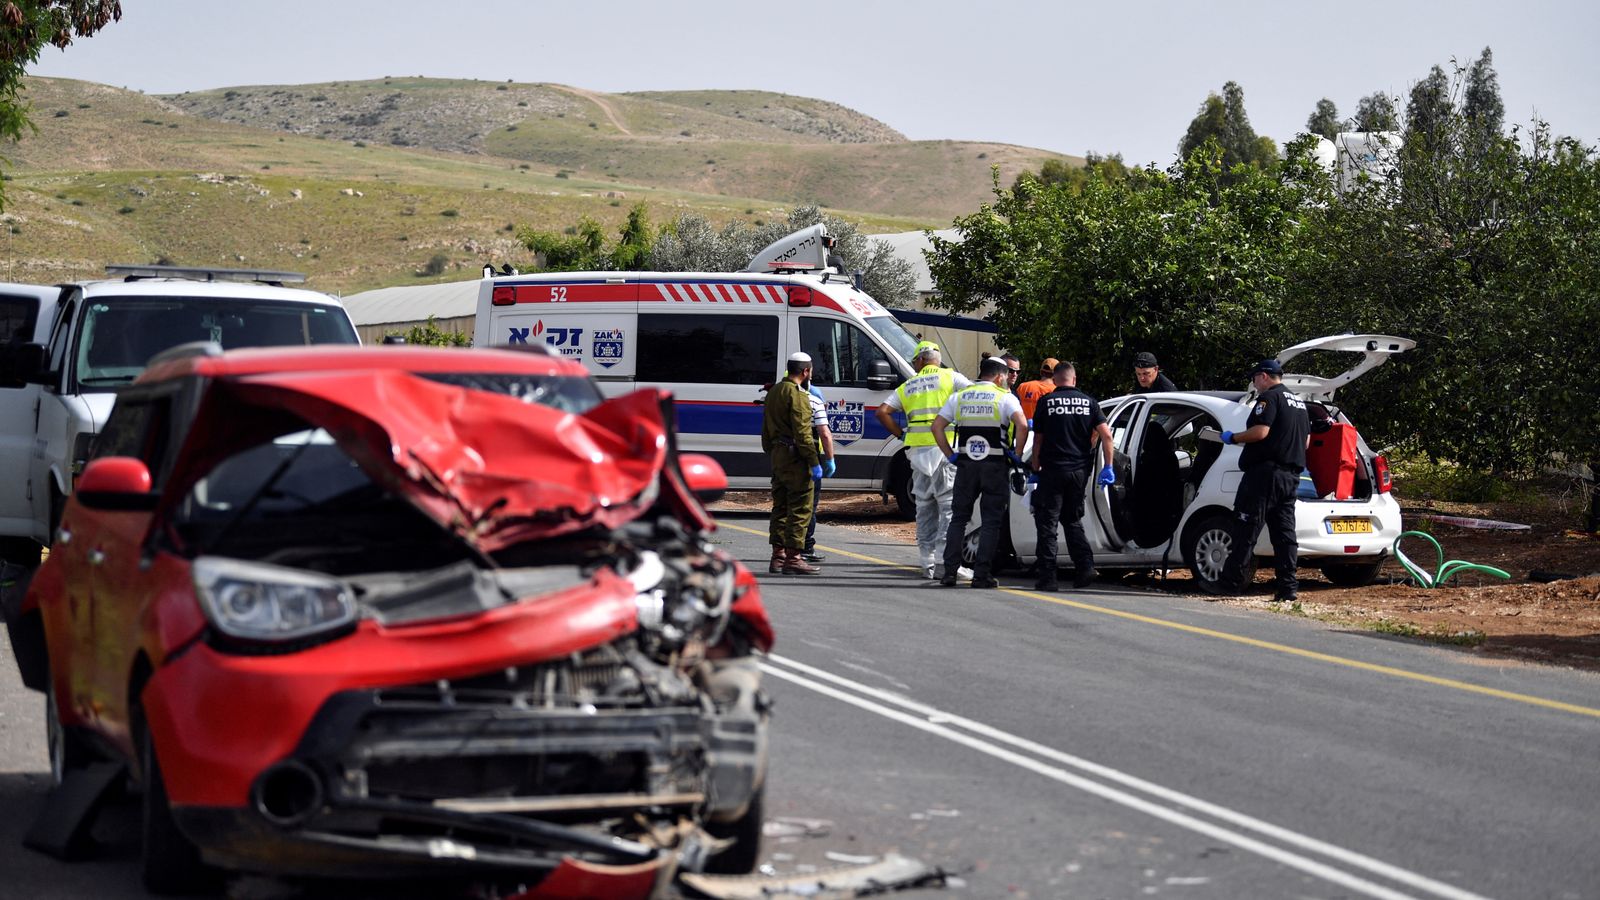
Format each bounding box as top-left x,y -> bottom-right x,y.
961,522 -> 1018,574
139,715 -> 219,895
46,679 -> 93,787
891,455 -> 914,521
1182,513 -> 1253,592
1321,559 -> 1386,587
705,783 -> 764,875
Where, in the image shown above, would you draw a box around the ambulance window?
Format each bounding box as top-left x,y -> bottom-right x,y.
637,313 -> 778,384
798,317 -> 890,389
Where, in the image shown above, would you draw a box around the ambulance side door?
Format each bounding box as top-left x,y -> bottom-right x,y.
635,302 -> 783,488
481,277 -> 638,400
793,312 -> 895,490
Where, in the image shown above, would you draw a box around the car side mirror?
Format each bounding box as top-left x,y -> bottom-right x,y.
866,359 -> 900,391
75,457 -> 159,512
1,342 -> 48,387
678,453 -> 727,504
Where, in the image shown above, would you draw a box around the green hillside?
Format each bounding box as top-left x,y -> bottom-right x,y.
1,78 -> 930,293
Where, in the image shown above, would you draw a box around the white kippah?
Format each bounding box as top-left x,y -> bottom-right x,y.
788,351 -> 812,364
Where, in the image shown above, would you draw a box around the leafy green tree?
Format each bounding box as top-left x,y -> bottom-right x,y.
1180,81 -> 1277,171
1012,152 -> 1140,195
1462,46 -> 1504,157
516,202 -> 653,271
1405,64 -> 1453,153
1,0 -> 122,209
389,315 -> 470,346
1352,92 -> 1399,132
925,144 -> 1314,396
1306,98 -> 1343,140
647,205 -> 918,306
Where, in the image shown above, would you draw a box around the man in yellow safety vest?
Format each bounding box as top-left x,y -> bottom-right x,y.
875,342 -> 971,579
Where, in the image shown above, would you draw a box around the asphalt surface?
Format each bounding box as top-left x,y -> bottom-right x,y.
2,514 -> 1598,898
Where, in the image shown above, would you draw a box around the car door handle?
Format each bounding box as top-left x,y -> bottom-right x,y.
88,549 -> 105,566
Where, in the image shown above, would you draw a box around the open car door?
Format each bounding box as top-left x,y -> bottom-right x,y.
1087,397 -> 1143,552
1273,334 -> 1415,402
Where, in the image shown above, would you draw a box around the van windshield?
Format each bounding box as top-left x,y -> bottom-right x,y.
75,297 -> 358,387
866,316 -> 920,368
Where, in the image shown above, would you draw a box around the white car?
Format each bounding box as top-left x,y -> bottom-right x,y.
970,334 -> 1415,591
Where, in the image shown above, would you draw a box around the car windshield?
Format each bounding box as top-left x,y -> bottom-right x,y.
866,316 -> 921,369
75,296 -> 358,387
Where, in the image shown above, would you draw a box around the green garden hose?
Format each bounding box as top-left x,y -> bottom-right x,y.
1392,530 -> 1512,588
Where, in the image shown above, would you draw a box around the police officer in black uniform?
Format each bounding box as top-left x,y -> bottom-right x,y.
1213,359 -> 1310,601
1030,362 -> 1116,591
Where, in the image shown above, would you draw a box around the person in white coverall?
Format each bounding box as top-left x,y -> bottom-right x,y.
874,342 -> 972,580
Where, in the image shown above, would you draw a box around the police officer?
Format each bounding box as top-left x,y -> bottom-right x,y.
762,351 -> 824,576
1030,362 -> 1116,591
932,357 -> 1029,589
1213,358 -> 1310,601
874,342 -> 971,579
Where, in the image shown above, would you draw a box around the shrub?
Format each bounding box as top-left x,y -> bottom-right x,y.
53,109 -> 68,117
506,125 -> 517,131
440,209 -> 458,217
496,84 -> 508,91
554,172 -> 569,179
423,252 -> 449,276
117,205 -> 134,214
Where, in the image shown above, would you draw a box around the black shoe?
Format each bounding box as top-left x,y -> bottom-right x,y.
938,573 -> 958,587
1273,592 -> 1298,603
971,576 -> 999,589
1072,568 -> 1097,589
1034,579 -> 1059,592
801,549 -> 826,562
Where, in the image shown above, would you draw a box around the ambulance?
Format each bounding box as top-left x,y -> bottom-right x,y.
473,226 -> 925,512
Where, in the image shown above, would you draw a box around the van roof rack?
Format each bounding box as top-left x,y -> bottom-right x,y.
105,264 -> 307,285
766,261 -> 817,274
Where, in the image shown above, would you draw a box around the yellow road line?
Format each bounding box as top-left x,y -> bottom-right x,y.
718,520 -> 1600,720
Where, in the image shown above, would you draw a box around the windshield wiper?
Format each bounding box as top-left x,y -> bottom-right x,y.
204,435 -> 317,554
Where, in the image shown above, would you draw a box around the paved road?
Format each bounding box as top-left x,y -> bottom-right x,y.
3,513 -> 1598,898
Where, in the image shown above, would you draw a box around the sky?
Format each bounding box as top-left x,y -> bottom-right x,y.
26,0 -> 1600,168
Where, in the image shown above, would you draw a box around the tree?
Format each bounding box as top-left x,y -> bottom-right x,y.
1306,98 -> 1342,140
1,1 -> 121,209
1405,64 -> 1453,152
515,202 -> 653,271
648,205 -> 918,306
1352,92 -> 1398,132
1462,46 -> 1504,156
388,315 -> 470,347
1180,81 -> 1277,171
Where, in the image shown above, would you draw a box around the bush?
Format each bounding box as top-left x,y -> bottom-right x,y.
423,252 -> 450,276
117,205 -> 134,214
440,209 -> 458,217
393,316 -> 470,347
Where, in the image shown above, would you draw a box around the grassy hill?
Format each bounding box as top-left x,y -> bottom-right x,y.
2,78 -> 934,293
160,78 -> 1075,221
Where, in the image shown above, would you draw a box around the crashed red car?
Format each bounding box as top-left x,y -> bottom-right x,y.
6,344 -> 773,894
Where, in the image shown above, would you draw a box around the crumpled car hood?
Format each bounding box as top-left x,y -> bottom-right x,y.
160,370 -> 676,551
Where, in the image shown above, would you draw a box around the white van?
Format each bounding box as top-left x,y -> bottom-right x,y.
472,226 -> 924,511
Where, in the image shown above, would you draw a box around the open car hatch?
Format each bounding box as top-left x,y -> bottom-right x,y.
1274,333 -> 1416,402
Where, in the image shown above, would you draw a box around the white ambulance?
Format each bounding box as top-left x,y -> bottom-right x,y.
472,226 -> 925,512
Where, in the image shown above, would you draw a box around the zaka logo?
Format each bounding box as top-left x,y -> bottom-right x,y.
827,400 -> 865,445
507,319 -> 555,346
593,328 -> 625,368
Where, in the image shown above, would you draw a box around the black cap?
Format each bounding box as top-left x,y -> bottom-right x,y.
1249,359 -> 1283,376
1133,351 -> 1159,368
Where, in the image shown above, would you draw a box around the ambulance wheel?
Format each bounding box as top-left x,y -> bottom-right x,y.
891,455 -> 914,520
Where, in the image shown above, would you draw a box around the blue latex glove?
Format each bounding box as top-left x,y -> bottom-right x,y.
1026,473 -> 1038,486
1026,418 -> 1034,428
947,451 -> 961,465
1097,464 -> 1116,486
1220,430 -> 1234,445
809,464 -> 824,480
822,458 -> 836,477
1006,450 -> 1023,465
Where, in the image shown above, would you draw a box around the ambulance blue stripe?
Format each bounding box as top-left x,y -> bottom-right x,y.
673,401 -> 892,440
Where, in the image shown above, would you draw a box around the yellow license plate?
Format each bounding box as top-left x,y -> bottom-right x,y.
1326,518 -> 1374,534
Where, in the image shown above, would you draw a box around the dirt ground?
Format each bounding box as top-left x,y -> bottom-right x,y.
711,485 -> 1600,672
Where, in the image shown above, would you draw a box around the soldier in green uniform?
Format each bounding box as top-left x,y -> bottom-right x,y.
762,351 -> 824,575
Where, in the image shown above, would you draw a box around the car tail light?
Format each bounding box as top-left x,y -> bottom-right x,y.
1374,454 -> 1392,493
492,286 -> 517,306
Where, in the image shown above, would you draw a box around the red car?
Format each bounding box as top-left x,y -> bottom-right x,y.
4,344 -> 773,896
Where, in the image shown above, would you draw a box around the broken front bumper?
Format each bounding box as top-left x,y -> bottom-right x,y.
170,661 -> 765,880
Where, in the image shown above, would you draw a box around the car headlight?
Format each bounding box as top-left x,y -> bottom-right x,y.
193,556 -> 356,644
